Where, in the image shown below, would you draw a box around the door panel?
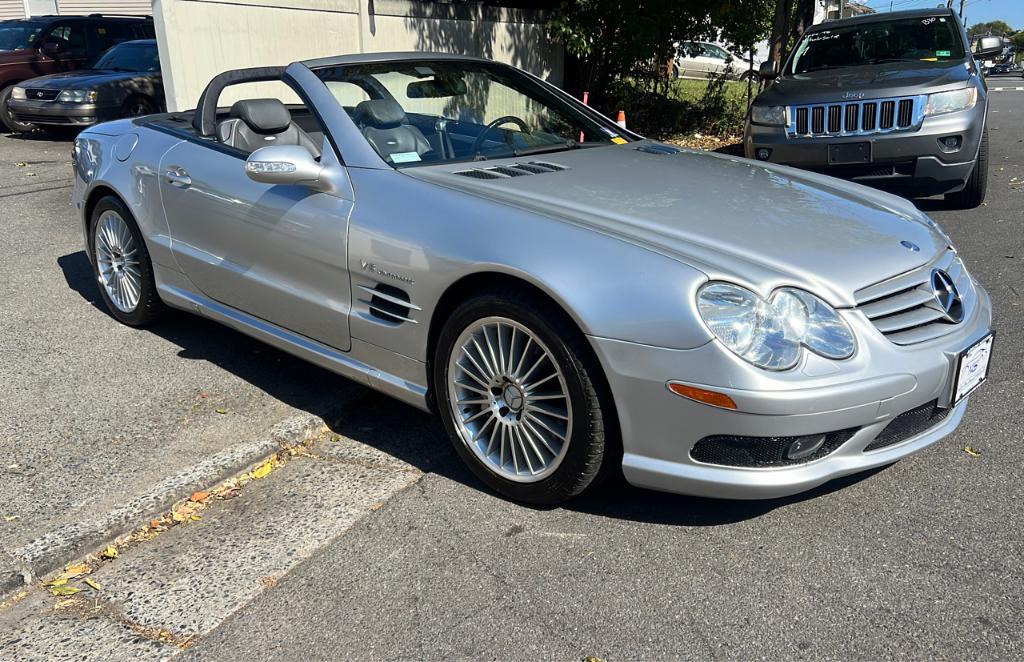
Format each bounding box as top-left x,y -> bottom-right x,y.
158,141 -> 353,351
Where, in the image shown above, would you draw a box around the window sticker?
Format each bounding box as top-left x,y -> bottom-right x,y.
922,17 -> 936,26
937,50 -> 951,57
611,137 -> 628,145
808,31 -> 838,42
390,151 -> 421,164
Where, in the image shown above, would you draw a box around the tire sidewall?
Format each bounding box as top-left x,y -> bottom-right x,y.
88,196 -> 161,326
433,294 -> 604,505
0,85 -> 36,134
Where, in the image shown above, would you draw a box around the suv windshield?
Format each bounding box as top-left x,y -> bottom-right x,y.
92,42 -> 160,72
314,60 -> 628,167
0,20 -> 46,52
790,15 -> 966,74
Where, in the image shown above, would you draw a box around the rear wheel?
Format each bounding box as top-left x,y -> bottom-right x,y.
122,95 -> 156,118
0,85 -> 35,134
433,290 -> 617,505
88,196 -> 166,326
945,127 -> 989,209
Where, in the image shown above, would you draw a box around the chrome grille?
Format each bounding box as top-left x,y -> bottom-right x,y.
25,88 -> 59,101
787,95 -> 926,138
855,250 -> 972,345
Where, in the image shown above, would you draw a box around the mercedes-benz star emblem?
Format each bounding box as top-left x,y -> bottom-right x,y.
502,384 -> 525,412
929,269 -> 963,323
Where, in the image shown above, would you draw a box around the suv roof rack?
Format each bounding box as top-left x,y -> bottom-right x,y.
87,13 -> 153,19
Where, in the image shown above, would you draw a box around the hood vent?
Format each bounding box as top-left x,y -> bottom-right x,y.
635,143 -> 683,155
453,161 -> 569,180
357,283 -> 420,325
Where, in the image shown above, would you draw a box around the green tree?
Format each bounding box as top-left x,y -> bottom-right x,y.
968,20 -> 1013,37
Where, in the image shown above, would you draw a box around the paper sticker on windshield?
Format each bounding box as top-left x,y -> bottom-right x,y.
937,50 -> 951,57
389,152 -> 421,164
922,17 -> 936,25
611,137 -> 628,145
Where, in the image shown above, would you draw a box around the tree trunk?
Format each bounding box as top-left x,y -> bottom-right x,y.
768,0 -> 794,70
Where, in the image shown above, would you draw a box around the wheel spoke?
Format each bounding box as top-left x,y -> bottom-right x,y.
470,337 -> 496,379
515,427 -> 539,473
522,418 -> 560,456
525,412 -> 567,443
524,372 -> 559,392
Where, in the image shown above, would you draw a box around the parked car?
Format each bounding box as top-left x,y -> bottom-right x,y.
0,14 -> 154,133
8,39 -> 162,134
675,41 -> 761,81
745,8 -> 1003,208
986,62 -> 1012,75
72,54 -> 993,505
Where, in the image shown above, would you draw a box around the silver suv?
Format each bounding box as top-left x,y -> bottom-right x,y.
745,8 -> 1003,208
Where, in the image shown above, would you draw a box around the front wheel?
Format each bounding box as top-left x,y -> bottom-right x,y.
944,127 -> 989,209
0,85 -> 35,134
122,95 -> 156,118
433,291 -> 617,505
89,196 -> 166,326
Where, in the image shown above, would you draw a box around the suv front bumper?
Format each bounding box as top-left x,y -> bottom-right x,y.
744,102 -> 985,197
590,283 -> 992,500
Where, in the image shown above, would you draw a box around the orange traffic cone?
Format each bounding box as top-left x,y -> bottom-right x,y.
616,110 -> 627,129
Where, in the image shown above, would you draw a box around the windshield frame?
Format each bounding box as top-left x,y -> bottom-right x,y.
784,14 -> 968,76
312,58 -> 634,169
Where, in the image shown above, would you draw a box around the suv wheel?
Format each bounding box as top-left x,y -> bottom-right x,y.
945,127 -> 989,209
0,85 -> 35,134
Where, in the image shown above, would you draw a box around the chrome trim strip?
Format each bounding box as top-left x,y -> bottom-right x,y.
355,284 -> 423,310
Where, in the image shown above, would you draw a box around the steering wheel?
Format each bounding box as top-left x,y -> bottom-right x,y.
470,115 -> 532,157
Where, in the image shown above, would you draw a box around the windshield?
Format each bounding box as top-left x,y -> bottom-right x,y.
789,15 -> 966,74
92,43 -> 160,72
0,21 -> 46,52
314,60 -> 629,167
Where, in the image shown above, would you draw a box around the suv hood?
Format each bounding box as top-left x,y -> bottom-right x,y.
407,143 -> 948,307
758,61 -> 973,105
20,70 -> 153,89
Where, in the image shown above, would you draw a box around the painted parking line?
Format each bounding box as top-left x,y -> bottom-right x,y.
990,87 -> 1024,92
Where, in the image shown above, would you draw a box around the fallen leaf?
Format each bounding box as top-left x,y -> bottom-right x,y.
54,598 -> 80,610
964,446 -> 981,457
44,577 -> 68,588
260,575 -> 279,588
215,408 -> 228,415
199,392 -> 209,398
330,434 -> 342,443
150,519 -> 163,529
15,162 -> 26,167
64,563 -> 90,578
84,578 -> 102,591
101,545 -> 118,559
49,585 -> 82,597
3,515 -> 18,522
251,460 -> 274,479
190,491 -> 210,503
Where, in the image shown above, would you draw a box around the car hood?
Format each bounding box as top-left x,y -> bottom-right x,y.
406,143 -> 949,307
19,70 -> 154,89
757,62 -> 973,105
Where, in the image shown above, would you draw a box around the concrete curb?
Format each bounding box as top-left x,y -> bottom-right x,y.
0,414 -> 326,599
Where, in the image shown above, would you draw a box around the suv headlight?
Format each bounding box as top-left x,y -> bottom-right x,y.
58,89 -> 97,104
925,87 -> 977,116
697,282 -> 856,371
750,105 -> 787,126
11,86 -> 27,100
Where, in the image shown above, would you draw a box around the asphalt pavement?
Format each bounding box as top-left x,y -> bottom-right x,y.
0,90 -> 1021,660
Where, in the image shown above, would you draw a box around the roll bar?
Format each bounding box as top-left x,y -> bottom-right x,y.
192,66 -> 288,137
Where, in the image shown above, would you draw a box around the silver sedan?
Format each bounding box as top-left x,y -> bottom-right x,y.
71,53 -> 994,505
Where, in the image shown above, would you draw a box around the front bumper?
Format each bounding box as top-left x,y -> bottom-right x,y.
744,101 -> 985,196
8,99 -> 119,127
590,283 -> 993,499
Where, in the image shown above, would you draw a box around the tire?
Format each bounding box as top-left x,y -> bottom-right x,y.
0,85 -> 36,134
122,95 -> 156,118
433,289 -> 618,505
944,127 -> 989,209
88,196 -> 166,326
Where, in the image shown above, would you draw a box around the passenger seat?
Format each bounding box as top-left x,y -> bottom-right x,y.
217,98 -> 321,158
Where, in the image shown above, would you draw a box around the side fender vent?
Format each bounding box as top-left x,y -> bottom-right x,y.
357,283 -> 421,325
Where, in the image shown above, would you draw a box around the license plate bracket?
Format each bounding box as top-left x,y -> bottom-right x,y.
952,333 -> 994,405
828,142 -> 871,165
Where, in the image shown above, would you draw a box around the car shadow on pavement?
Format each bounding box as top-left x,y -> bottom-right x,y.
58,249 -> 890,526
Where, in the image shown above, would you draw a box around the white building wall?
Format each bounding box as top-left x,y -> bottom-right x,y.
0,0 -> 26,19
154,0 -> 563,112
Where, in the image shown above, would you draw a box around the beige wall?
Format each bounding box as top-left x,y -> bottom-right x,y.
0,0 -> 25,20
153,0 -> 563,112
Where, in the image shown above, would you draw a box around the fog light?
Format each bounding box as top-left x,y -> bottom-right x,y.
755,148 -> 772,161
938,135 -> 963,152
785,434 -> 826,460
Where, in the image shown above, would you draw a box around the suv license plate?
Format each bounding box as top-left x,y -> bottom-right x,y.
953,333 -> 994,404
828,142 -> 871,164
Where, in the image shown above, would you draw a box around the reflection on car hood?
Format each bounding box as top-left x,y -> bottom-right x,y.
18,70 -> 155,89
758,62 -> 973,104
406,142 -> 947,307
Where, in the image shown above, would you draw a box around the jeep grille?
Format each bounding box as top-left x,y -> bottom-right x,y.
787,95 -> 925,138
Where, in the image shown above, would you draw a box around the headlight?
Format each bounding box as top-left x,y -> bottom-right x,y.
925,87 -> 977,116
697,282 -> 856,371
57,89 -> 97,104
11,86 -> 26,100
750,105 -> 787,126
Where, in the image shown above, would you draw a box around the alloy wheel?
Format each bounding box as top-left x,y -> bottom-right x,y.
94,211 -> 142,313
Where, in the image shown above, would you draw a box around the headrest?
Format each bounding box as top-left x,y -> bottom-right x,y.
353,99 -> 406,128
229,98 -> 292,134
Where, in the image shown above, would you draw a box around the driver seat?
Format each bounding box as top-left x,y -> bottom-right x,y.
217,98 -> 321,158
353,99 -> 433,163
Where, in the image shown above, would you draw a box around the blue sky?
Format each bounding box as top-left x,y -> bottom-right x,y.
864,0 -> 1024,31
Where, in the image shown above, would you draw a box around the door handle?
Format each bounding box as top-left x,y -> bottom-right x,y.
164,167 -> 191,188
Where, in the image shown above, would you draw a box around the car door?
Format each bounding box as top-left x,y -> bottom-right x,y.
38,21 -> 90,72
158,137 -> 355,351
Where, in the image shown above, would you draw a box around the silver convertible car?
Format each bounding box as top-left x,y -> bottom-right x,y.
71,53 -> 994,505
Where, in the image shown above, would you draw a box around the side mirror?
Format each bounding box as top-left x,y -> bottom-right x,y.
245,145 -> 323,187
41,41 -> 64,55
759,60 -> 779,80
973,36 -> 1003,59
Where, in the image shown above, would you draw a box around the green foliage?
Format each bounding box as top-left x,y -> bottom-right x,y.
968,21 -> 1014,37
